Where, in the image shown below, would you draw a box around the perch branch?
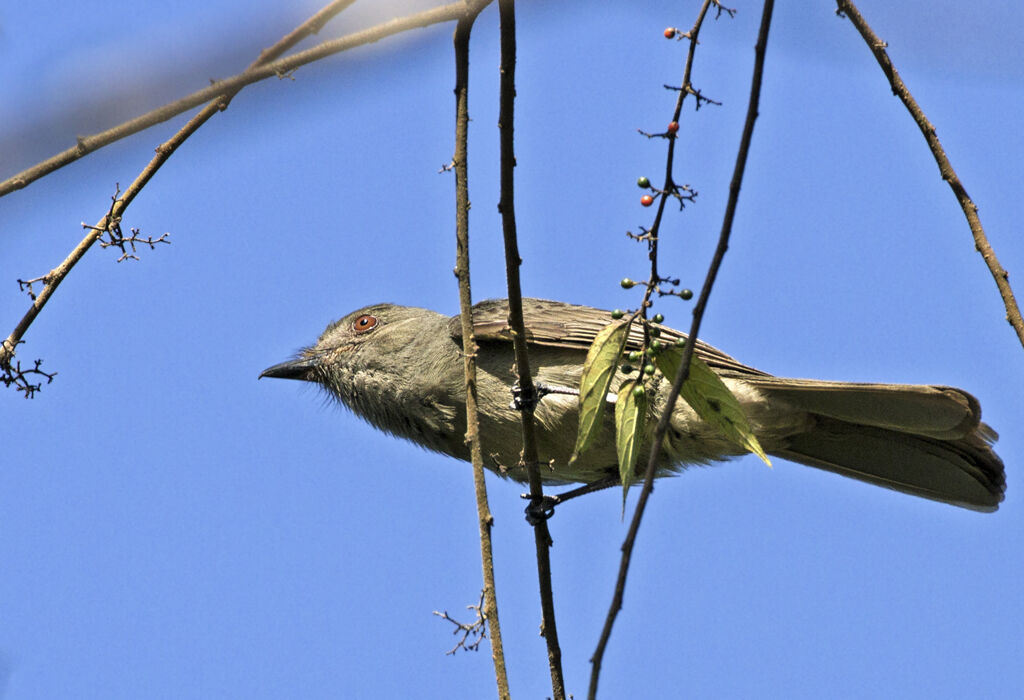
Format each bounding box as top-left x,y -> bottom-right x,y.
835,0 -> 1024,347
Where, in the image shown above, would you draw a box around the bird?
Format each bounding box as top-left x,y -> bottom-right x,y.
260,298 -> 1005,512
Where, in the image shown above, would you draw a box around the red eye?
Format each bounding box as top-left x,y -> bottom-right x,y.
352,314 -> 378,333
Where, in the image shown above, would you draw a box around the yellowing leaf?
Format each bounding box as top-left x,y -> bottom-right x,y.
655,345 -> 770,465
571,319 -> 629,463
615,380 -> 647,506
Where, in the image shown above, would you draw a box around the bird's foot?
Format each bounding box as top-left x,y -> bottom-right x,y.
521,492 -> 560,525
509,381 -> 578,411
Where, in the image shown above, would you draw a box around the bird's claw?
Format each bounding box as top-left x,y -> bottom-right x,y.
509,381 -> 578,411
510,382 -> 547,411
522,492 -> 560,525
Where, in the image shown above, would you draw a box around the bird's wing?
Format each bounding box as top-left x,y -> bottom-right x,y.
449,298 -> 769,377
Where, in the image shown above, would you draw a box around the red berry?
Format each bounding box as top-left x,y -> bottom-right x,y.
664,27 -> 676,39
667,121 -> 679,134
640,194 -> 654,207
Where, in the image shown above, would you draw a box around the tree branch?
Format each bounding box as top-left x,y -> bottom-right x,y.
1,1 -> 470,197
835,0 -> 1024,348
588,1 -> 773,697
495,1 -> 565,698
451,2 -> 510,698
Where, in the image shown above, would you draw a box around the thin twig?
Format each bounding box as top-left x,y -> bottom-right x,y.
834,0 -> 1024,348
0,353 -> 56,398
495,1 -> 565,697
0,2 -> 470,197
451,2 -> 510,698
433,591 -> 488,655
588,0 -> 722,692
588,2 -> 773,697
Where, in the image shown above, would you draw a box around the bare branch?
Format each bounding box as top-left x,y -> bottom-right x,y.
84,186 -> 171,262
495,1 -> 565,697
0,350 -> 56,398
835,0 -> 1024,348
451,2 -> 510,698
1,2 -> 469,197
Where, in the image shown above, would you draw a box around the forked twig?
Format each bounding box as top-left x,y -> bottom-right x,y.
433,592 -> 488,655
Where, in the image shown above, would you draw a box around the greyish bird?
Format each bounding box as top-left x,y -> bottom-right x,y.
260,298 -> 1005,512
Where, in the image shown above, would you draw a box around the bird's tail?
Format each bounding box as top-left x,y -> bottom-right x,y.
748,379 -> 1006,511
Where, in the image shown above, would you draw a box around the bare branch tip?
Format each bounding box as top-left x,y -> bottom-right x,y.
2,354 -> 57,398
433,591 -> 488,655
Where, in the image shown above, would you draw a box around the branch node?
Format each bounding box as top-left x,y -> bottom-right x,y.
17,275 -> 49,301
433,591 -> 488,655
1,349 -> 57,399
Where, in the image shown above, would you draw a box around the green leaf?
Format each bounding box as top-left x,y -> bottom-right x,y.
654,345 -> 771,466
615,380 -> 647,507
571,319 -> 629,463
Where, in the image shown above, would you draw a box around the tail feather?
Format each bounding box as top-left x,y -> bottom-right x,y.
748,378 -> 980,440
773,417 -> 1004,511
755,381 -> 1006,511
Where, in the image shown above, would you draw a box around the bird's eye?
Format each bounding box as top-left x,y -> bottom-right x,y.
352,314 -> 378,333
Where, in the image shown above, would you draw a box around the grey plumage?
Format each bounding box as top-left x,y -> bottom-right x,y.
260,298 -> 1005,512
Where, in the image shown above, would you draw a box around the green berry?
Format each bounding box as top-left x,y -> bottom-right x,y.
637,176 -> 650,189
675,338 -> 687,348
628,351 -> 641,362
680,288 -> 693,300
649,327 -> 661,338
653,313 -> 664,323
611,309 -> 625,319
632,384 -> 646,398
650,339 -> 663,352
620,279 -> 635,289
643,364 -> 656,376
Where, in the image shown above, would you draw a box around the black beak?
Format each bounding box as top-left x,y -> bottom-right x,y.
259,357 -> 319,381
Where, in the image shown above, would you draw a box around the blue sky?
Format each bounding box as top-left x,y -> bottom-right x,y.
2,1 -> 1022,698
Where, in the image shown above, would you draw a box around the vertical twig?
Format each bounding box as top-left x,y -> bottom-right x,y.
495,1 -> 566,698
835,0 -> 1024,348
588,2 -> 774,697
639,0 -> 718,308
451,3 -> 510,698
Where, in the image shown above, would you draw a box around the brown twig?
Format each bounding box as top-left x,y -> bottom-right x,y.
85,186 -> 172,262
451,2 -> 510,698
835,0 -> 1024,348
0,1 -> 470,197
588,1 -> 773,697
495,1 -> 565,698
